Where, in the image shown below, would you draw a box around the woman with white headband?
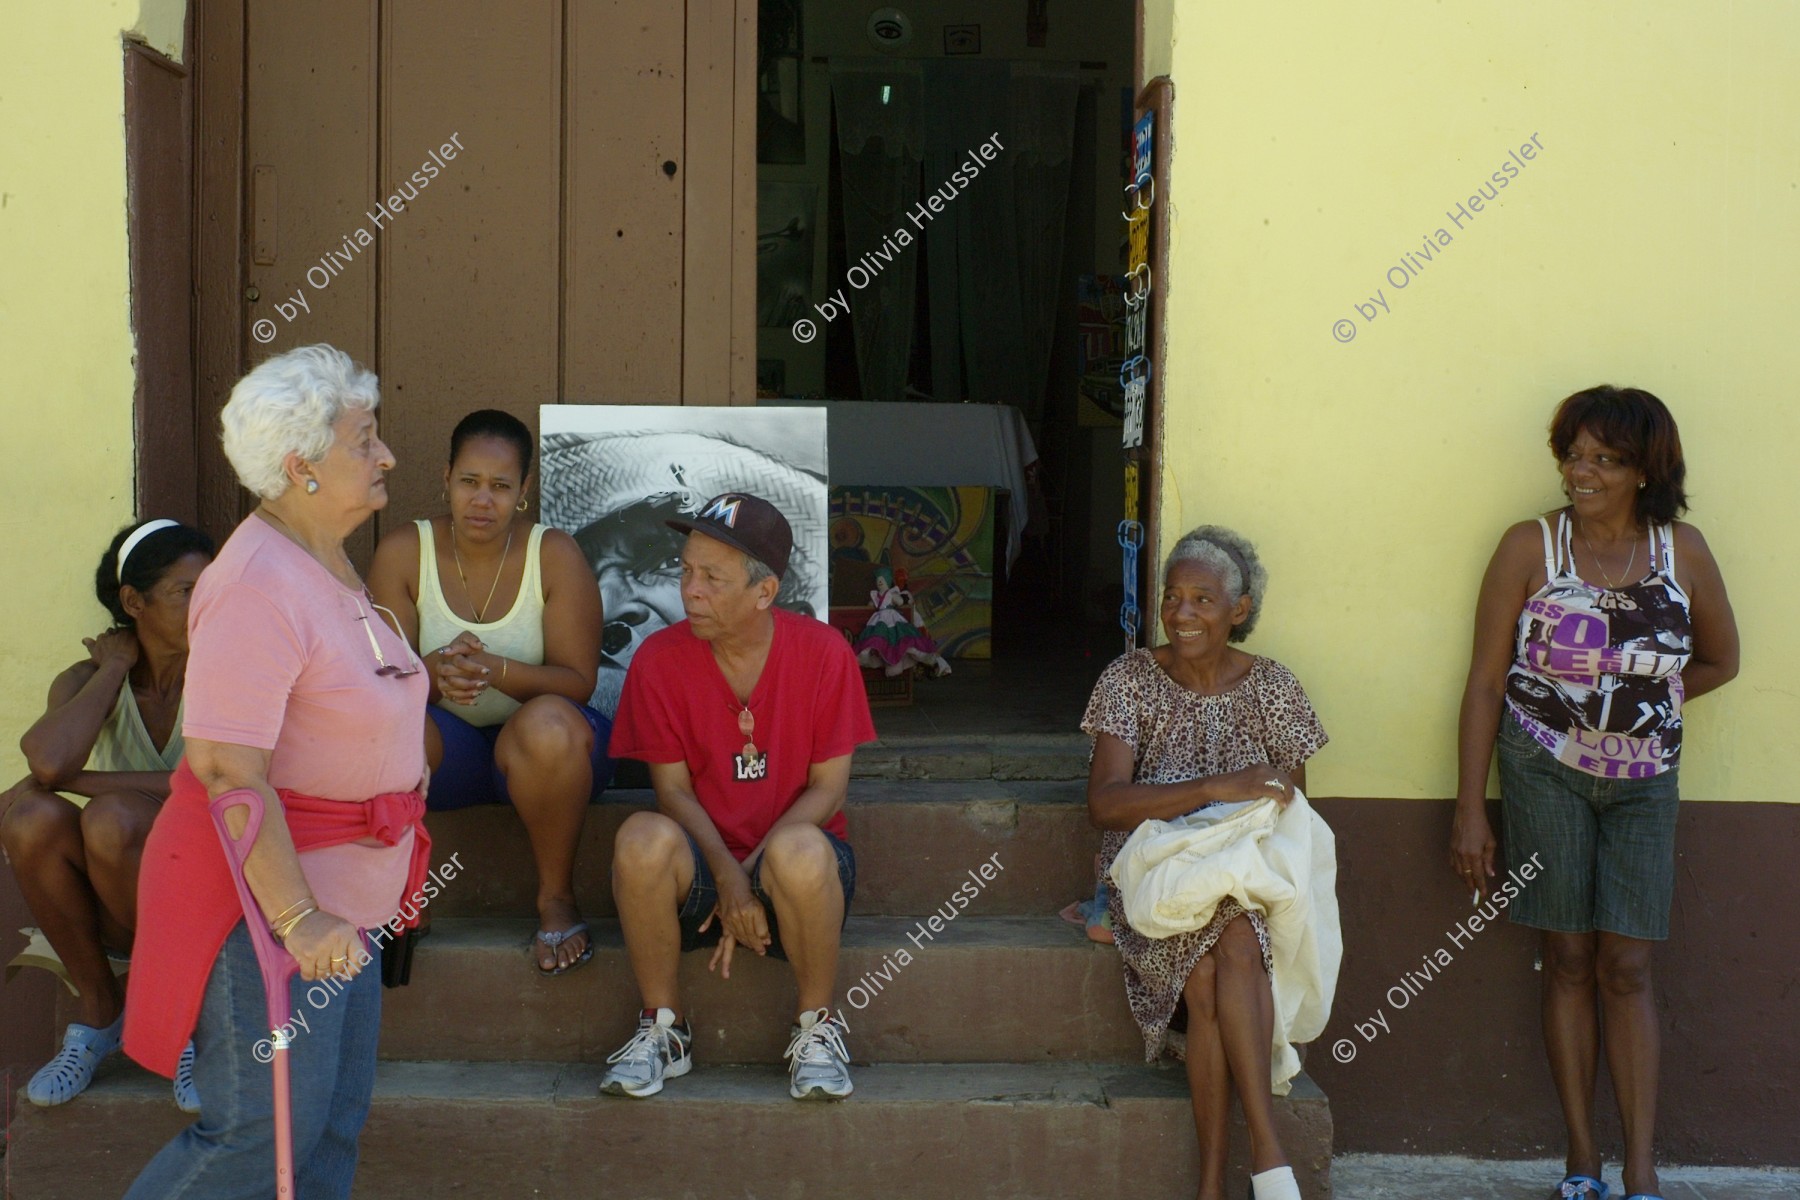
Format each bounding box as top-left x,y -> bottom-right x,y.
1,517 -> 214,1109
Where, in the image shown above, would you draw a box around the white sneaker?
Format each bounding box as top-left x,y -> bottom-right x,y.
599,1008 -> 692,1098
784,1008 -> 852,1100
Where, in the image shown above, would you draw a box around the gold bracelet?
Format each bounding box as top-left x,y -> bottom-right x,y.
267,896 -> 316,929
500,656 -> 508,684
272,904 -> 318,943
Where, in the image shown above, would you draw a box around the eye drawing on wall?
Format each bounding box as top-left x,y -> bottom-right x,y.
539,406 -> 830,718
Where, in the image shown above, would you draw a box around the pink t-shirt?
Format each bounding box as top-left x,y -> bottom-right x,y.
183,517 -> 427,927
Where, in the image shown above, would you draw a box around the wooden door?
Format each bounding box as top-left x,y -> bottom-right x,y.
196,0 -> 755,553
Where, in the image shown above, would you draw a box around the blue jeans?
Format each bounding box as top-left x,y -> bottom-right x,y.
125,922 -> 382,1199
1497,710 -> 1682,940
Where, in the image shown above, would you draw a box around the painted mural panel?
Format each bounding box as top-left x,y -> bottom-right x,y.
829,485 -> 994,659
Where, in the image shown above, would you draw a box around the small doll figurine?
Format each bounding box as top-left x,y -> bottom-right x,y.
853,568 -> 952,678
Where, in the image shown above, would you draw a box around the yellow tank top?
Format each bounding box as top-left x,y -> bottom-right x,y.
416,518 -> 547,728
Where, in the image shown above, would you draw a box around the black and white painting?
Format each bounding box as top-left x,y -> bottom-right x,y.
539,405 -> 830,718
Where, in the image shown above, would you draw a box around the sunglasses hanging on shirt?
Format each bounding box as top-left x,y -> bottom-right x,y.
733,703 -> 767,781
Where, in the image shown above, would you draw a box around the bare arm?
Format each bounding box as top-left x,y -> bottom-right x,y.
1673,523 -> 1739,702
185,736 -> 367,982
493,529 -> 601,704
368,523 -> 446,704
57,770 -> 176,800
1450,522 -> 1537,895
1086,732 -> 1298,831
21,651 -> 132,788
1455,523 -> 1537,811
647,758 -> 742,886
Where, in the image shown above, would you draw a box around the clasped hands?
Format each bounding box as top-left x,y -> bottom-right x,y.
434,631 -> 500,705
700,855 -> 770,980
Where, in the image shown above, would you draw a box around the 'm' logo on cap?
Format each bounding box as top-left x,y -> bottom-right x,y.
699,495 -> 743,527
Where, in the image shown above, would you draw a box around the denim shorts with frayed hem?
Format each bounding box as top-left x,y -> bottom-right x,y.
676,830 -> 855,962
1497,710 -> 1681,941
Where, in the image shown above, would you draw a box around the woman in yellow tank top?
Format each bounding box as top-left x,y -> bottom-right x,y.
370,410 -> 608,975
1,518 -> 213,1108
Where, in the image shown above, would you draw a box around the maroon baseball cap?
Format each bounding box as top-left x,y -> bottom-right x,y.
666,492 -> 793,580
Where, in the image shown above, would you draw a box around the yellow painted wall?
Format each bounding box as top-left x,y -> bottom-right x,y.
1147,0 -> 1797,802
0,0 -> 186,783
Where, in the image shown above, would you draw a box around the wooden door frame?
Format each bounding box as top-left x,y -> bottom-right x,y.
1131,0 -> 1165,636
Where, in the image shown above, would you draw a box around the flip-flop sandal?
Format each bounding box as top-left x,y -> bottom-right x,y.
1556,1175 -> 1610,1200
534,921 -> 595,976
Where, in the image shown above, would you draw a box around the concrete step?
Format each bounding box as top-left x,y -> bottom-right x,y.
8,1059 -> 1332,1199
423,778 -> 1100,919
853,733 -> 1091,781
376,915 -> 1140,1065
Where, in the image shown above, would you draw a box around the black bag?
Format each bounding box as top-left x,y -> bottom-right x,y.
380,927 -> 421,988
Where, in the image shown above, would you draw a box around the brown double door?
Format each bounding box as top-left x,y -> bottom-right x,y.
196,0 -> 755,552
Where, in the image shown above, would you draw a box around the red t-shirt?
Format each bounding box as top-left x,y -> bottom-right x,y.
609,608 -> 876,859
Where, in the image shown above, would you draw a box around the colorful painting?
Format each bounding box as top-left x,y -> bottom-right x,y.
829,486 -> 994,659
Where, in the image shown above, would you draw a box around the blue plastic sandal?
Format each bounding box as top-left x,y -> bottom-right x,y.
174,1040 -> 202,1113
1557,1176 -> 1610,1200
27,1015 -> 123,1106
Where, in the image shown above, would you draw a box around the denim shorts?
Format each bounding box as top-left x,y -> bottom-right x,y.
1496,710 -> 1681,941
677,831 -> 855,961
425,699 -> 614,811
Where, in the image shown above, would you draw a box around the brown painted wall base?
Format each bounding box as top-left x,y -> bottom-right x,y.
0,856 -> 57,1079
1307,796 -> 1800,1165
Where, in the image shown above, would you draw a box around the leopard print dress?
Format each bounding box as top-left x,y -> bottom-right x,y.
1081,649 -> 1328,1062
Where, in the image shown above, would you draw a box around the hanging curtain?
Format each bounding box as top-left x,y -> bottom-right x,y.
921,60 -> 1079,421
1006,63 -> 1081,418
829,61 -> 925,403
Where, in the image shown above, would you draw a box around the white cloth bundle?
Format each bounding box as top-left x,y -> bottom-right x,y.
1108,791 -> 1342,1094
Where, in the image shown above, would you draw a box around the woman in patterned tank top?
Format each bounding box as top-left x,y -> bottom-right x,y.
1452,386 -> 1739,1200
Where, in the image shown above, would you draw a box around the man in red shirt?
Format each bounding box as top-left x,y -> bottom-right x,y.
602,492 -> 875,1101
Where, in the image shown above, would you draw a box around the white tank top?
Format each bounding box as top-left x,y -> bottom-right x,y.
416,518 -> 547,728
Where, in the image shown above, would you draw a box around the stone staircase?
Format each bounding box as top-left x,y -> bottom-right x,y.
7,734 -> 1332,1198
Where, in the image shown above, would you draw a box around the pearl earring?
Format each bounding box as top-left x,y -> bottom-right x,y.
305,479 -> 319,495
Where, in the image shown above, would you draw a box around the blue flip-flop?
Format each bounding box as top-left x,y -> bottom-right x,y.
1557,1176 -> 1610,1200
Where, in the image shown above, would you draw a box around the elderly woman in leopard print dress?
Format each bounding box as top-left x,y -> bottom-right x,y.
1083,525 -> 1327,1200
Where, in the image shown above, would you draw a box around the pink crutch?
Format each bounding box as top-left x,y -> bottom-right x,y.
209,788 -> 299,1199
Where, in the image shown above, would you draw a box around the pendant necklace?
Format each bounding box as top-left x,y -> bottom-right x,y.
1576,517 -> 1637,590
452,521 -> 514,622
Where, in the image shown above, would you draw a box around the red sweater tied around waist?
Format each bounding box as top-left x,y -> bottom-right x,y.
123,760 -> 431,1077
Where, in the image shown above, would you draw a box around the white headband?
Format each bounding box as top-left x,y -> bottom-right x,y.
116,519 -> 180,583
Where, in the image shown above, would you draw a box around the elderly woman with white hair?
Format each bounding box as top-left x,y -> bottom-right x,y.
122,344 -> 432,1198
1083,525 -> 1328,1200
